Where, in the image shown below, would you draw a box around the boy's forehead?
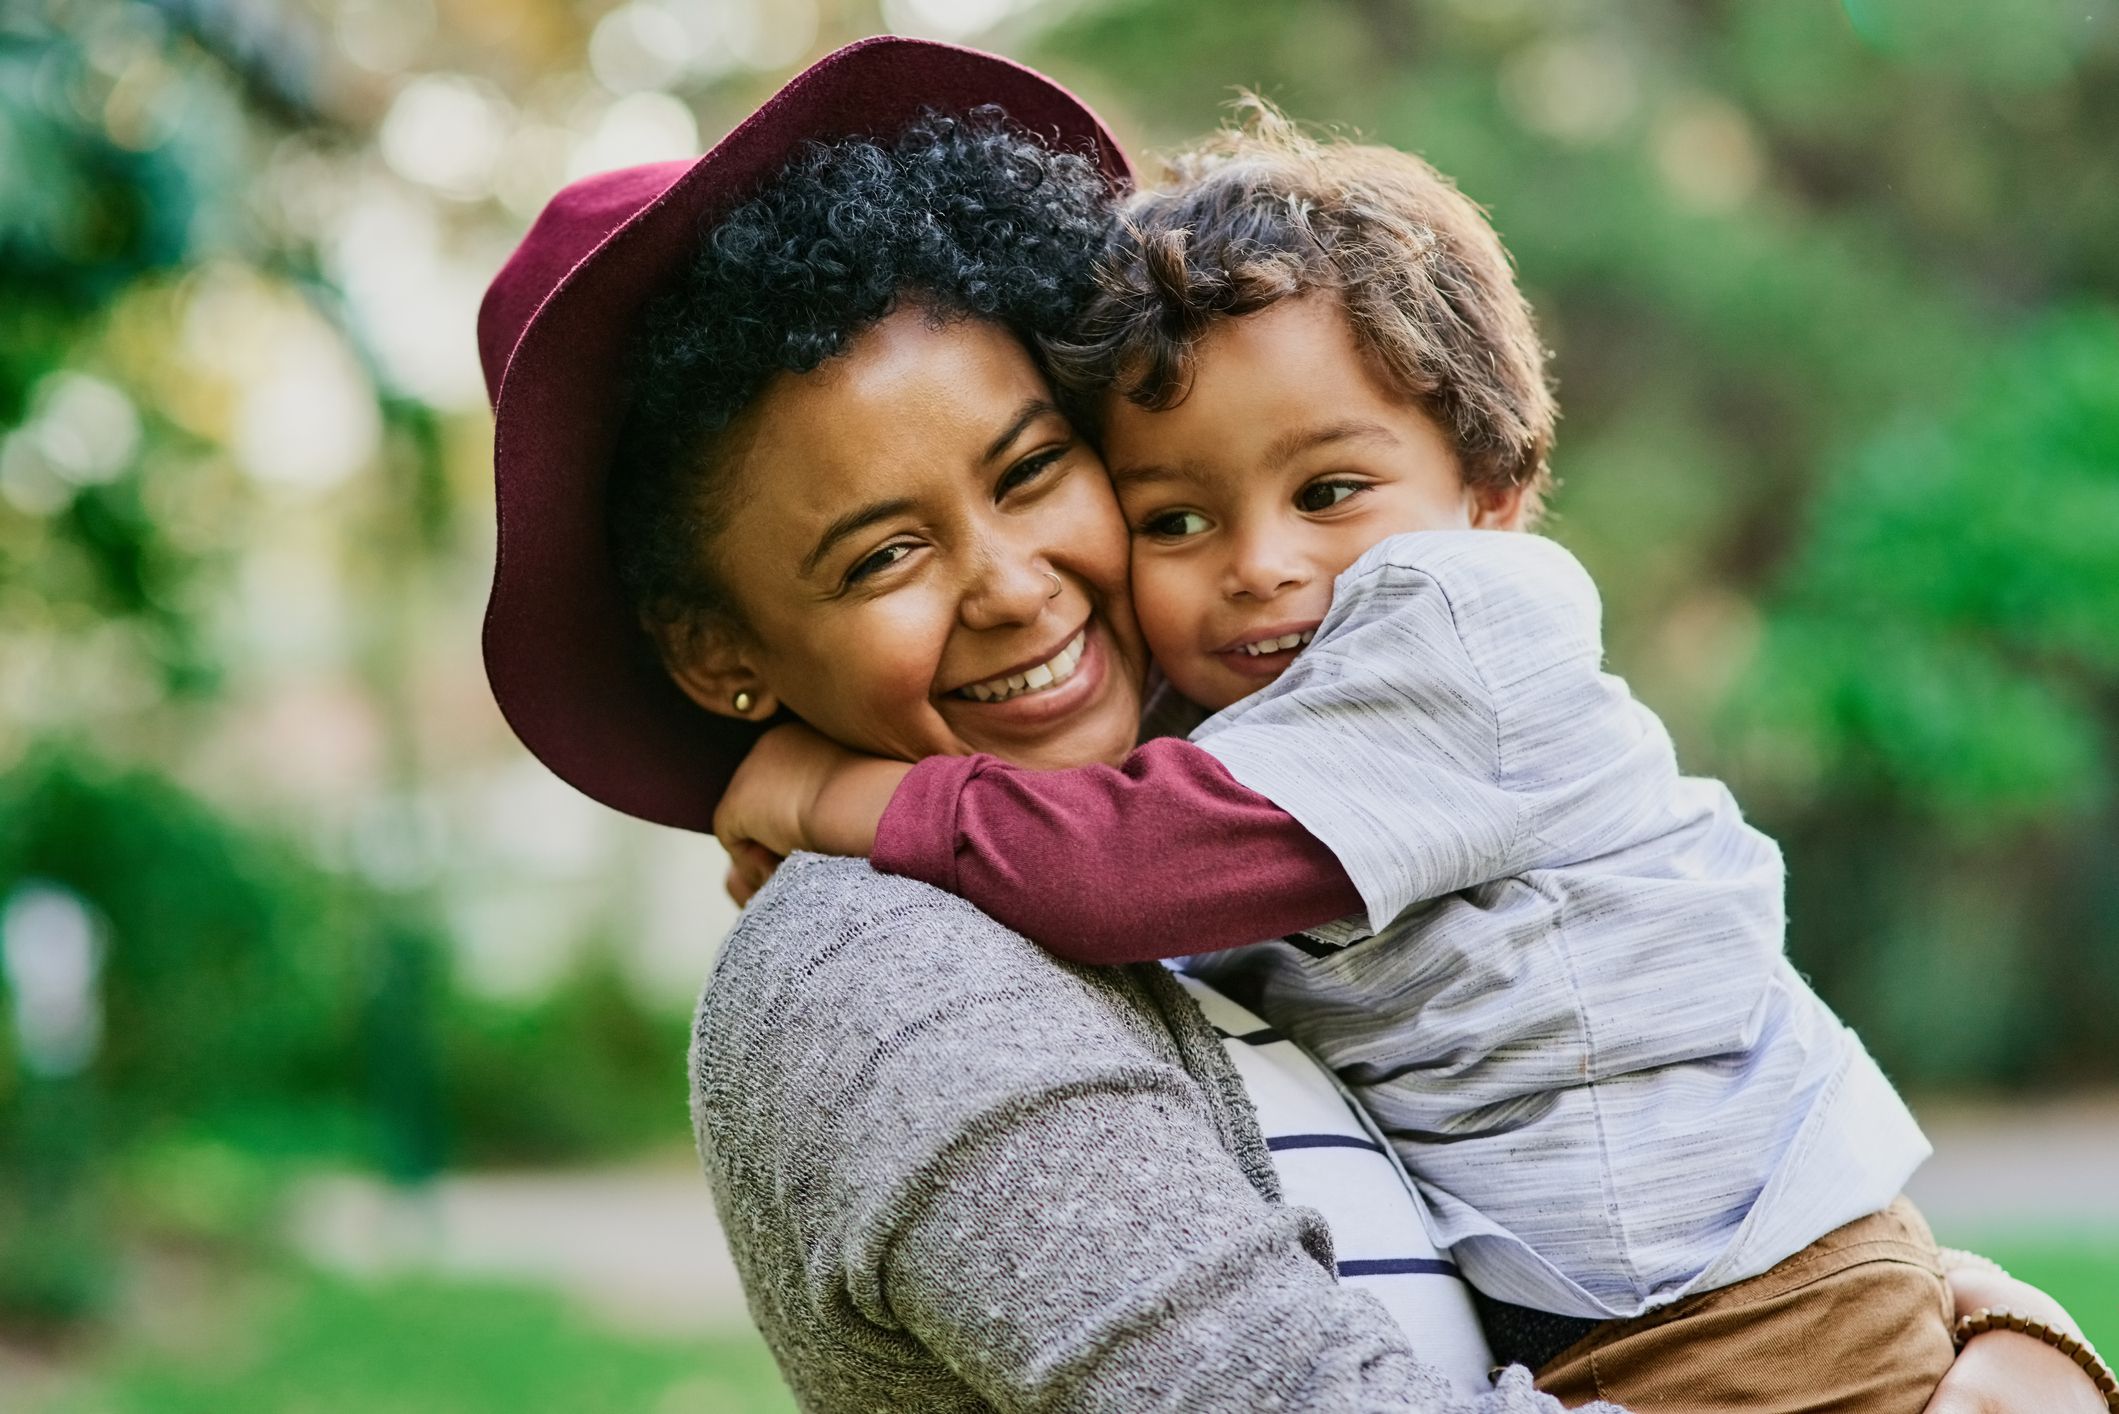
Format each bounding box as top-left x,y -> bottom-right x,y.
1105,409 -> 1406,493
1101,301 -> 1408,487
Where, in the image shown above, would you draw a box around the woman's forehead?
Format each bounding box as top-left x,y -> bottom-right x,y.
736,310 -> 1052,502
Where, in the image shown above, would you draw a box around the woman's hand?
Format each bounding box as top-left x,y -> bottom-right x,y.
1921,1260 -> 2109,1414
713,724 -> 913,896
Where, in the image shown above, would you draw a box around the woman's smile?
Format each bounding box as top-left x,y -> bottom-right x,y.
939,618 -> 1109,728
948,623 -> 1089,702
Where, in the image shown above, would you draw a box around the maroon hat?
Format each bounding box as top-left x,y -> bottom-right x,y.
478,36 -> 1131,832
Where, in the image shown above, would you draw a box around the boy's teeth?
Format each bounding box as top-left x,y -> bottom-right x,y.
958,631 -> 1087,703
1239,629 -> 1317,657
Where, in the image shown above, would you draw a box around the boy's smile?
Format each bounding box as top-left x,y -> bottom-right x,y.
1102,293 -> 1524,712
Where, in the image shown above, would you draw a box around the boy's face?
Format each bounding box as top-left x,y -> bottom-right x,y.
1103,293 -> 1521,712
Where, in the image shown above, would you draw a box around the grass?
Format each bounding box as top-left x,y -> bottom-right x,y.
24,1234 -> 2117,1413
1972,1230 -> 2119,1355
34,1265 -> 795,1414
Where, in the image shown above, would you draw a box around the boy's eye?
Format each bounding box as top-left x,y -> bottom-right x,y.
846,542 -> 914,585
1296,480 -> 1366,513
1141,509 -> 1211,539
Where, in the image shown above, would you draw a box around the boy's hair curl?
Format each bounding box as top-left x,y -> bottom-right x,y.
609,107 -> 1113,647
1044,99 -> 1556,517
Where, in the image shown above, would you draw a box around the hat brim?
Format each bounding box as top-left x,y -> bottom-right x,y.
482,37 -> 1131,833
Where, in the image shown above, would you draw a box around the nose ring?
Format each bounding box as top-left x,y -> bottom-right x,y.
1043,571 -> 1062,600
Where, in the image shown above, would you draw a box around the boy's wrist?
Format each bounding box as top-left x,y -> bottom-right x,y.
802,756 -> 913,857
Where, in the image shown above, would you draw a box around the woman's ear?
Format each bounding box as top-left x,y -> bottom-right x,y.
662,620 -> 780,722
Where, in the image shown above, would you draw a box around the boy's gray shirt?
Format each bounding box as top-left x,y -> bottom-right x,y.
691,853 -> 1605,1413
1190,530 -> 1927,1318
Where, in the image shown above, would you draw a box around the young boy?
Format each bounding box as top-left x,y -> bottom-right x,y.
715,109 -> 1953,1407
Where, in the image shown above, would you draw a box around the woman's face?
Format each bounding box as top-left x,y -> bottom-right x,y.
688,307 -> 1150,771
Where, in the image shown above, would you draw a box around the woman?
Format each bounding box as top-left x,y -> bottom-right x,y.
479,36 -> 2109,1414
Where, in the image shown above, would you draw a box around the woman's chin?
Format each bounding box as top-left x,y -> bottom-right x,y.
935,618 -> 1142,768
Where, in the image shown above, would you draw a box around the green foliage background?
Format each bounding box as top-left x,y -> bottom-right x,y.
1,0 -> 2115,1368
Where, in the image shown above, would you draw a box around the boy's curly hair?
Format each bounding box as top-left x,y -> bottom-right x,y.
609,107 -> 1114,645
1044,100 -> 1556,518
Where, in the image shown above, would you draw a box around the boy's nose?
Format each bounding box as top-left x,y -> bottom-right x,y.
1225,538 -> 1310,601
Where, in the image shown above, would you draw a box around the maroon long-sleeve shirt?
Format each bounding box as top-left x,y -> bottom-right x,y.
870,736 -> 1363,965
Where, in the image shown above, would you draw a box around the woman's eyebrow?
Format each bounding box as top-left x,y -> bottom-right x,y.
802,497 -> 918,578
983,397 -> 1062,463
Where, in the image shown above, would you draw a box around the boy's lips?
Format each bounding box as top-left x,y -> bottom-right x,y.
1212,620 -> 1322,656
1211,619 -> 1322,679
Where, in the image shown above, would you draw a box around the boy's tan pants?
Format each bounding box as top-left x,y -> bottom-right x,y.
1536,1197 -> 1955,1412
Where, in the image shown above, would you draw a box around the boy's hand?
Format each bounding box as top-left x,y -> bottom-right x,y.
713,722 -> 912,870
723,840 -> 782,907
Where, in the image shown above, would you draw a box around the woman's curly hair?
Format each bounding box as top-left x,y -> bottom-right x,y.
609,107 -> 1115,648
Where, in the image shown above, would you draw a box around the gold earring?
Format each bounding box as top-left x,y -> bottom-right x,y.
732,690 -> 754,714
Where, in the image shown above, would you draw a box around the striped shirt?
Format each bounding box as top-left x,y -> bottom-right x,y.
1176,972 -> 1494,1394
1188,529 -> 1930,1320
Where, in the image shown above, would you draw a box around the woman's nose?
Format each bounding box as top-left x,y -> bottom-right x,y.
958,549 -> 1055,631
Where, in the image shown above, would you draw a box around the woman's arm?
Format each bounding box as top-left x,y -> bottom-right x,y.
693,855 -> 1586,1413
1922,1255 -> 2113,1414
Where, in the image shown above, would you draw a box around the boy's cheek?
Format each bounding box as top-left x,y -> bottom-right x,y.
1128,556 -> 1229,703
1127,556 -> 1192,646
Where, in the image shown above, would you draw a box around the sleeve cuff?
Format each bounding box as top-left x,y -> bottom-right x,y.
871,753 -> 988,894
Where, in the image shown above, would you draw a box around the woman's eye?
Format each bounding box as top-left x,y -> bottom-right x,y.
1296,480 -> 1365,513
846,542 -> 913,585
998,447 -> 1066,497
1142,509 -> 1211,539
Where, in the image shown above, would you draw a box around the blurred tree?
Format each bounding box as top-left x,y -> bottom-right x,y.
0,0 -> 686,1330
1732,309 -> 2119,1084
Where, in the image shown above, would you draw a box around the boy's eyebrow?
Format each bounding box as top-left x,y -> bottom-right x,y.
1107,461 -> 1189,490
1110,418 -> 1403,491
802,497 -> 918,578
1262,418 -> 1399,468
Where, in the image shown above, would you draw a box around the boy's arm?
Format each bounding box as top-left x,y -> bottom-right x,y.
873,737 -> 1364,963
712,724 -> 1362,963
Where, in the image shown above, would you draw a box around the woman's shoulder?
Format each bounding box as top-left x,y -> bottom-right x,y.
702,852 -> 1075,1022
688,853 -> 1258,1264
692,854 -> 1194,1131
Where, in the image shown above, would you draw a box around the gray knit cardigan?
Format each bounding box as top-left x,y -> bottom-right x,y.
690,854 -> 1613,1413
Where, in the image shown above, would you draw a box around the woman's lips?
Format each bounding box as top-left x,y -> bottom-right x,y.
952,627 -> 1088,702
940,620 -> 1110,728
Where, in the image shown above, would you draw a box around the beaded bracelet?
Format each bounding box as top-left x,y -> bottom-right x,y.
1954,1307 -> 2119,1412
